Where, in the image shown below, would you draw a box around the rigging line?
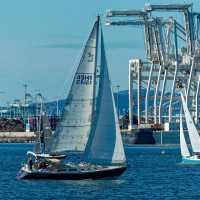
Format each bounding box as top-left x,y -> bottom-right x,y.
49,19 -> 97,116
58,19 -> 97,98
49,50 -> 82,116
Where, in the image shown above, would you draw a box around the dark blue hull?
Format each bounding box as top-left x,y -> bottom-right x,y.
17,166 -> 127,180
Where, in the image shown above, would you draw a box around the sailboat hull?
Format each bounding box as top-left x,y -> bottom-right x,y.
17,166 -> 127,180
182,156 -> 200,163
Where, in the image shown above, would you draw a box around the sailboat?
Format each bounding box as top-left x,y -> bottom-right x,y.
28,99 -> 66,160
17,16 -> 127,180
180,93 -> 200,162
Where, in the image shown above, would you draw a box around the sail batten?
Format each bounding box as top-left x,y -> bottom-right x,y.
181,93 -> 200,153
82,29 -> 126,165
48,18 -> 99,153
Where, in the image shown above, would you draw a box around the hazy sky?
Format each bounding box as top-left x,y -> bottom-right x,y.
0,0 -> 199,105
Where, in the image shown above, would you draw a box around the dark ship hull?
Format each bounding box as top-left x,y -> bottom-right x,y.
122,129 -> 156,144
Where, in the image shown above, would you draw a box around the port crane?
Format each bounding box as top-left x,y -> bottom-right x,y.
104,3 -> 200,129
9,93 -> 49,118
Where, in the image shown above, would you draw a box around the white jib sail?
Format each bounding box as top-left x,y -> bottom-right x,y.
181,93 -> 200,153
180,108 -> 190,157
48,17 -> 99,153
82,29 -> 126,165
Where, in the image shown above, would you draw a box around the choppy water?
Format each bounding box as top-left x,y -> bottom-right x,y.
0,143 -> 200,199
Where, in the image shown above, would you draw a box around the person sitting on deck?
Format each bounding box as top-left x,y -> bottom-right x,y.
40,159 -> 50,169
41,161 -> 47,169
33,159 -> 38,169
38,163 -> 41,169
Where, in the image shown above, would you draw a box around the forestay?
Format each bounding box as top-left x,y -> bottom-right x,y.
48,17 -> 99,153
41,99 -> 53,152
181,93 -> 200,153
82,29 -> 126,165
180,109 -> 190,157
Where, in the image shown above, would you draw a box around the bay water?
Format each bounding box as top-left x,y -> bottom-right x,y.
0,143 -> 199,199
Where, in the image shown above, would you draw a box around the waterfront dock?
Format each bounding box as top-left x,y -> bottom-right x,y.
0,132 -> 35,143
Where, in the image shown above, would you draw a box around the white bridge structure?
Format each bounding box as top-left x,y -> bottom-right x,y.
104,3 -> 200,130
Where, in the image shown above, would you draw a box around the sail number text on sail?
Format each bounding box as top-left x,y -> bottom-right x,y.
88,52 -> 94,62
76,75 -> 93,85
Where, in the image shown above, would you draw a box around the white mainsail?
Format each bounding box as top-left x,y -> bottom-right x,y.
41,99 -> 53,152
180,109 -> 190,157
82,29 -> 126,165
48,17 -> 99,153
181,93 -> 200,153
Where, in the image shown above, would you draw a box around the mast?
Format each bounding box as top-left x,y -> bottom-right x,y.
92,15 -> 100,113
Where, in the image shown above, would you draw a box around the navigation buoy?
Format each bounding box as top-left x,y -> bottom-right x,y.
162,151 -> 165,154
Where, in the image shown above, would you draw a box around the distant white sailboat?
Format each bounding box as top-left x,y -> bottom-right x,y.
180,108 -> 190,158
180,93 -> 200,162
41,99 -> 53,152
30,99 -> 66,160
17,16 -> 127,180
